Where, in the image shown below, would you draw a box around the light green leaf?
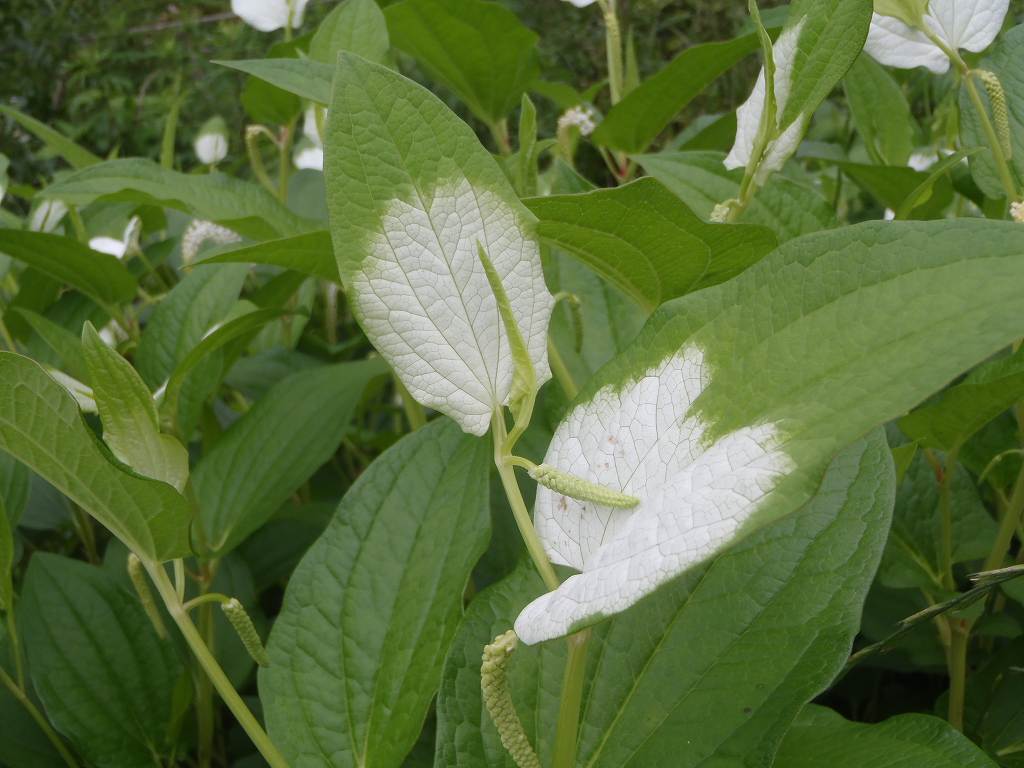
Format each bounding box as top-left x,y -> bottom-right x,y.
844,54 -> 915,166
525,177 -> 777,311
775,705 -> 998,767
437,433 -> 893,766
44,159 -> 314,239
81,323 -> 189,492
593,32 -> 765,153
900,346 -> 1024,451
202,230 -> 339,281
636,150 -> 836,240
960,23 -> 1024,199
261,418 -> 491,767
217,58 -> 333,106
6,307 -> 88,380
325,53 -> 553,436
0,230 -> 136,307
879,452 -> 998,591
0,106 -> 101,169
384,0 -> 539,125
20,553 -> 184,767
193,358 -> 386,554
0,352 -> 191,560
310,0 -> 390,64
516,219 -> 1024,644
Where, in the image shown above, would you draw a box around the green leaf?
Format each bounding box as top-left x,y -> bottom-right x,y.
515,219 -> 1024,643
81,323 -> 189,492
201,231 -> 339,281
0,230 -> 136,307
384,0 -> 539,125
775,705 -> 998,767
825,160 -> 953,218
893,150 -> 979,219
194,358 -> 386,554
592,33 -> 764,153
44,159 -> 314,240
324,53 -> 553,436
310,0 -> 390,64
6,307 -> 88,380
260,418 -> 491,766
960,23 -> 1024,199
0,352 -> 191,560
0,452 -> 28,527
0,106 -> 101,169
636,150 -> 836,240
900,346 -> 1024,451
525,177 -> 777,311
879,452 -> 998,591
843,54 -> 915,166
218,58 -> 333,106
0,493 -> 12,611
437,432 -> 893,766
20,553 -> 184,767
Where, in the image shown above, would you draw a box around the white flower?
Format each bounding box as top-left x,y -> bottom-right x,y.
29,199 -> 68,233
514,346 -> 791,645
562,0 -> 598,6
1011,201 -> 1024,222
907,151 -> 939,171
557,105 -> 599,137
231,0 -> 310,32
181,219 -> 241,264
194,116 -> 229,165
89,216 -> 141,260
864,0 -> 1009,75
724,20 -> 808,183
293,105 -> 326,170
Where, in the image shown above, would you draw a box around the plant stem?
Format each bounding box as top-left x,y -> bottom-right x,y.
984,461 -> 1024,572
0,666 -> 81,768
598,0 -> 624,106
548,338 -> 579,401
395,377 -> 427,431
492,413 -> 560,592
938,448 -> 960,592
490,120 -> 512,156
6,606 -> 24,689
552,629 -> 591,768
143,560 -> 289,768
946,616 -> 972,731
277,121 -> 296,203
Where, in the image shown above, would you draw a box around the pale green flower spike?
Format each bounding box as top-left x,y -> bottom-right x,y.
481,631 -> 541,768
221,598 -> 271,667
127,554 -> 167,639
529,463 -> 641,509
976,70 -> 1013,160
476,242 -> 536,418
552,291 -> 584,353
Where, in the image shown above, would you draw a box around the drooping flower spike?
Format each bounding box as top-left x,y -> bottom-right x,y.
231,0 -> 310,32
864,0 -> 1010,74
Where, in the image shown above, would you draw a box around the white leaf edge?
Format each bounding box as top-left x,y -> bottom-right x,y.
351,177 -> 554,436
864,0 -> 1009,75
724,19 -> 808,182
516,344 -> 792,645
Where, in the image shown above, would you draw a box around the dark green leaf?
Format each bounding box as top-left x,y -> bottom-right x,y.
843,54 -> 915,166
201,231 -> 338,281
218,58 -> 333,106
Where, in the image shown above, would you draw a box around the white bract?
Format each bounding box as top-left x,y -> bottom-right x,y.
293,106 -> 325,171
29,199 -> 68,233
231,0 -> 310,31
864,0 -> 1009,74
350,177 -> 554,436
89,216 -> 141,260
194,116 -> 229,165
562,0 -> 597,6
724,20 -> 808,182
514,346 -> 791,645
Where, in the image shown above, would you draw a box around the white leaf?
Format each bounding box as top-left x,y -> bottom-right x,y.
194,133 -> 228,165
516,346 -> 791,644
88,216 -> 140,260
351,177 -> 553,436
562,0 -> 598,6
231,0 -> 310,32
864,0 -> 1009,74
29,199 -> 68,233
724,20 -> 807,176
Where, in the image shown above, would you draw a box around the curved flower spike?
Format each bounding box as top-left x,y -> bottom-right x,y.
864,0 -> 1010,74
514,346 -> 791,645
231,0 -> 310,32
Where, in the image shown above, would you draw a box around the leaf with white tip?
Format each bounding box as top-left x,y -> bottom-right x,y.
864,0 -> 1009,75
325,53 -> 554,436
726,0 -> 873,179
515,219 -> 1024,644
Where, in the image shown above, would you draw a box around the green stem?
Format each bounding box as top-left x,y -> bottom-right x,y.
984,461 -> 1024,572
490,119 -> 512,156
6,605 -> 24,689
938,448 -> 960,592
598,0 -> 624,106
548,338 -> 579,401
143,560 -> 289,768
277,121 -> 296,203
395,377 -> 427,431
551,629 -> 591,768
946,617 -> 971,731
246,126 -> 278,197
0,666 -> 81,768
492,413 -> 560,592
